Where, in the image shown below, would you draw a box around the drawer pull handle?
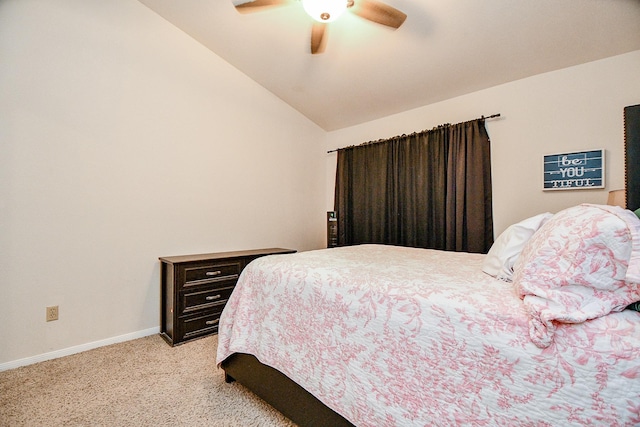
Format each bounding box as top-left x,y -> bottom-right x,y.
205,319 -> 220,326
205,295 -> 222,301
206,271 -> 222,276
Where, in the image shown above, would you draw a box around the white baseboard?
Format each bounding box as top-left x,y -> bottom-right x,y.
0,327 -> 160,372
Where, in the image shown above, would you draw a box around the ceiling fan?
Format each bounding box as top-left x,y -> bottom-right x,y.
233,0 -> 407,54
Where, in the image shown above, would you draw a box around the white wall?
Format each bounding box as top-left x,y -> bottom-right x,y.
325,50 -> 640,237
0,0 -> 327,366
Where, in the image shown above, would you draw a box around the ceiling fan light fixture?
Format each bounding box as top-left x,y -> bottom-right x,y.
302,0 -> 347,22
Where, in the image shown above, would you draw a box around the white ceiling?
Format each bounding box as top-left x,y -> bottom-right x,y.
137,0 -> 640,131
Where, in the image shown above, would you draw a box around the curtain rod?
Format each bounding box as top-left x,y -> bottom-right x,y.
326,113 -> 501,154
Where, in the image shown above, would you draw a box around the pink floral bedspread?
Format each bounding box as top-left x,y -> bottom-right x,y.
216,245 -> 640,426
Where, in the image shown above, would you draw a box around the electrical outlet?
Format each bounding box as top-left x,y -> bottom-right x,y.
46,305 -> 59,322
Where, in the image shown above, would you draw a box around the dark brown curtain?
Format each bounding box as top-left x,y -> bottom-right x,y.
334,119 -> 493,253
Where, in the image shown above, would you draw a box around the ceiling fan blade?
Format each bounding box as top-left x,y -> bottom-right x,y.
311,23 -> 327,54
349,0 -> 407,29
233,0 -> 290,14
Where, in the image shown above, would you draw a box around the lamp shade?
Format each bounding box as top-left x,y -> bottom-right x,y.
607,189 -> 626,208
302,0 -> 347,22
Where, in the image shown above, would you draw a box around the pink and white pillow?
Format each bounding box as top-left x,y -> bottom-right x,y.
512,204 -> 640,348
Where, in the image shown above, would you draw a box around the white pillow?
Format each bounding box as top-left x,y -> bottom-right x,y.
482,212 -> 553,281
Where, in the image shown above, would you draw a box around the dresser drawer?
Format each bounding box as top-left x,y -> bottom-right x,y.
179,282 -> 235,316
160,248 -> 296,346
181,261 -> 241,288
181,310 -> 224,341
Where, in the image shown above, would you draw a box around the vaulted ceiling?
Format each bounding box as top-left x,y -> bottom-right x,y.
138,0 -> 640,131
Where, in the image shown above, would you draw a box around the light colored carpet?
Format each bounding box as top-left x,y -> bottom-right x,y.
0,334 -> 297,427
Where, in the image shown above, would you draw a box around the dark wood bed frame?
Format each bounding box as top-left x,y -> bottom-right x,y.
625,104 -> 640,211
221,353 -> 354,426
220,104 -> 640,427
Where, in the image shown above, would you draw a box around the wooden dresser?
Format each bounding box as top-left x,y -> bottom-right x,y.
159,248 -> 295,346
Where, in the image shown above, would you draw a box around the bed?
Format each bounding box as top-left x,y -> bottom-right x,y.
217,203 -> 640,426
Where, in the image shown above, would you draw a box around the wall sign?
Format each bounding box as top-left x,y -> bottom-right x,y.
543,149 -> 605,191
